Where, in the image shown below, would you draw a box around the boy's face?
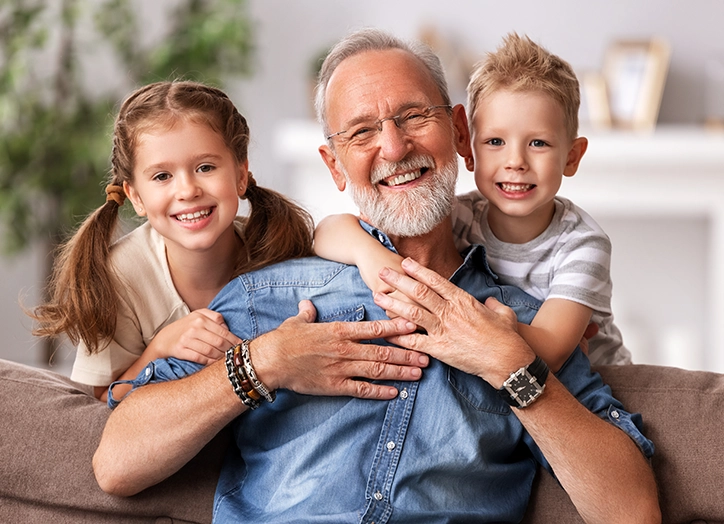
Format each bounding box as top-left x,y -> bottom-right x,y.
467,89 -> 586,242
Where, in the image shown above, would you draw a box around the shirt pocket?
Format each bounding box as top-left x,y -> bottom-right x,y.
447,367 -> 511,415
318,304 -> 365,323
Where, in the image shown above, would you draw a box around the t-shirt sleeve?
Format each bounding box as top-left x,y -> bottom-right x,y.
547,231 -> 614,315
70,293 -> 146,387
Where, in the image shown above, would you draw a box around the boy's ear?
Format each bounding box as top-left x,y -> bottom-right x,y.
563,137 -> 588,178
319,145 -> 346,192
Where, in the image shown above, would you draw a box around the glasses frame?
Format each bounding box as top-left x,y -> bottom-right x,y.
325,104 -> 453,143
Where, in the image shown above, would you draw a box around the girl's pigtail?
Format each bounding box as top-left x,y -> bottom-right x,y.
31,184 -> 125,353
238,172 -> 314,275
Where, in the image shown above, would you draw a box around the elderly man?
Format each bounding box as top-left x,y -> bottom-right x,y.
94,29 -> 660,523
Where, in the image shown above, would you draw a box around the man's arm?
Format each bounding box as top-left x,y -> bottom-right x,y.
93,301 -> 428,496
375,258 -> 660,524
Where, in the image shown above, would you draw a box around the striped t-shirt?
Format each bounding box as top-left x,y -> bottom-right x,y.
452,190 -> 630,365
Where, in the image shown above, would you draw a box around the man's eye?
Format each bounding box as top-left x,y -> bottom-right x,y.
350,127 -> 374,139
402,111 -> 426,123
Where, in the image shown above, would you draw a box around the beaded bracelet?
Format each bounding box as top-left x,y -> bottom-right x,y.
225,346 -> 261,409
239,339 -> 276,403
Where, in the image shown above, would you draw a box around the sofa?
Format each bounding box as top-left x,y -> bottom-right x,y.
1,358 -> 723,523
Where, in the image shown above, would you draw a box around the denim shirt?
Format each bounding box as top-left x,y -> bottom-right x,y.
114,223 -> 653,523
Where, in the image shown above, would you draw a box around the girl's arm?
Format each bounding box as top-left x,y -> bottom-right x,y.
95,309 -> 241,401
314,213 -> 405,294
517,299 -> 593,372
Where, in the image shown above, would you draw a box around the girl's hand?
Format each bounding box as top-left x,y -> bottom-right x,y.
148,309 -> 241,365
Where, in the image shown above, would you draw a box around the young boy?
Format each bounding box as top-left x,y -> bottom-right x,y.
314,33 -> 630,369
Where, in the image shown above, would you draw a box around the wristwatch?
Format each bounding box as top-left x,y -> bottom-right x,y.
497,356 -> 549,408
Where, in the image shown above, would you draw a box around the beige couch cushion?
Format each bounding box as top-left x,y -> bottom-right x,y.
0,359 -> 225,523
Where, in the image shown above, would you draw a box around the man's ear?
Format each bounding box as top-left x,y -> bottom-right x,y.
563,137 -> 588,178
451,104 -> 473,164
123,181 -> 146,217
319,144 -> 346,192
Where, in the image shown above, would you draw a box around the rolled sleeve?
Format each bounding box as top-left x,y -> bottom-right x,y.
107,357 -> 203,409
525,349 -> 655,473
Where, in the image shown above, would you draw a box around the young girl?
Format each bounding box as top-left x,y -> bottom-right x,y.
31,80 -> 313,400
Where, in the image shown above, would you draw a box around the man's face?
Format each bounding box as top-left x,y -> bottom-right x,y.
319,49 -> 471,238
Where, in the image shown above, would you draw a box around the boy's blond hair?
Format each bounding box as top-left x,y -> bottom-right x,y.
467,33 -> 580,141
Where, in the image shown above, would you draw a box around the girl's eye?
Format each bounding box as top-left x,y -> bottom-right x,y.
153,172 -> 171,182
197,164 -> 214,173
531,139 -> 547,148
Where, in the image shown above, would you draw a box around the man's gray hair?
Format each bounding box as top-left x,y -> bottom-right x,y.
314,28 -> 452,141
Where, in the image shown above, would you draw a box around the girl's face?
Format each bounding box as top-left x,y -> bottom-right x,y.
124,119 -> 246,259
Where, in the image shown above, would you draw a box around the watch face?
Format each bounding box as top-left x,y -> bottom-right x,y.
505,371 -> 544,407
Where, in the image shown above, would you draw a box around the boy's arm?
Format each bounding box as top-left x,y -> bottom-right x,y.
314,213 -> 405,294
517,299 -> 593,372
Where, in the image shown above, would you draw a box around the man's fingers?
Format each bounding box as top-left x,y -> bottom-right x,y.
296,300 -> 318,323
378,264 -> 446,313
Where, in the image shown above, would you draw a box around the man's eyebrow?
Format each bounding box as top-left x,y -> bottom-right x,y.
342,101 -> 434,127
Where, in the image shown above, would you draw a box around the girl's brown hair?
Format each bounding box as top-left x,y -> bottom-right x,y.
31,80 -> 313,353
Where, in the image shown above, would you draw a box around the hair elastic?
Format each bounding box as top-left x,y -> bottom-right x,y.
105,184 -> 126,206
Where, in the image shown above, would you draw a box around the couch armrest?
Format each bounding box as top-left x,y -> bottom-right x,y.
0,359 -> 223,524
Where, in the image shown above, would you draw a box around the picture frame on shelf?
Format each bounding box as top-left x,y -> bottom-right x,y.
603,38 -> 672,131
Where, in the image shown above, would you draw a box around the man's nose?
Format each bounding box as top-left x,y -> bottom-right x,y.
376,119 -> 413,162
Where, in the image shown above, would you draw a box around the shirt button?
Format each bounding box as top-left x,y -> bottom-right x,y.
400,389 -> 408,399
611,410 -> 620,419
386,441 -> 396,451
374,491 -> 383,501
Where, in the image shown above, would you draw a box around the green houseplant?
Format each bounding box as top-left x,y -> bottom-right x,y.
0,0 -> 255,362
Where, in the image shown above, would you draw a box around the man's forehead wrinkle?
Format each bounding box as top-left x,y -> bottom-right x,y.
325,49 -> 440,129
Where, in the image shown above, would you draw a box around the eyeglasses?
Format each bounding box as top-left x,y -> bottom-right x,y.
326,105 -> 453,149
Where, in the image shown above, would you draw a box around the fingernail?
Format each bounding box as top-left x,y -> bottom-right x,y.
405,321 -> 416,331
418,355 -> 429,366
401,257 -> 412,269
379,267 -> 390,277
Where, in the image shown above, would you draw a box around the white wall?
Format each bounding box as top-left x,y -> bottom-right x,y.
3,0 -> 723,373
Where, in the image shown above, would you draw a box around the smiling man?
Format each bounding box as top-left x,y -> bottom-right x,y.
94,29 -> 660,523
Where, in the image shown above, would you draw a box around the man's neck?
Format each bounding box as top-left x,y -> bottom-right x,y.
387,216 -> 463,280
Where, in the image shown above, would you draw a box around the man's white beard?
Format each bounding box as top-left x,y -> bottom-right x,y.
344,154 -> 458,238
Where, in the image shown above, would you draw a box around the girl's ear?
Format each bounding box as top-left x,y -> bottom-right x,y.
563,137 -> 588,178
123,181 -> 146,217
237,159 -> 250,198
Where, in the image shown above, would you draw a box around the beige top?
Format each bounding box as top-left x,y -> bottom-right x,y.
70,219 -> 243,386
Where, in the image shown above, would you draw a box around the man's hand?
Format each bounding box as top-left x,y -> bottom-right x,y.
374,257 -> 535,388
251,300 -> 429,400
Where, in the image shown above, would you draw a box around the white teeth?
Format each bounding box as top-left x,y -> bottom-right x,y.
176,209 -> 211,222
387,170 -> 422,187
499,183 -> 533,192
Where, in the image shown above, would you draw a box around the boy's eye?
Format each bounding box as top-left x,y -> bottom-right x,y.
487,138 -> 503,146
530,139 -> 547,147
